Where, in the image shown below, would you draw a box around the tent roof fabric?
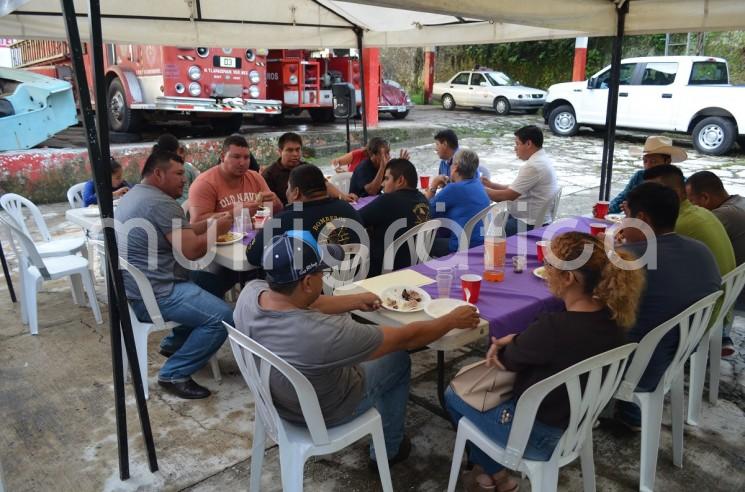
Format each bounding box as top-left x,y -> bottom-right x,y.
0,1 -> 743,48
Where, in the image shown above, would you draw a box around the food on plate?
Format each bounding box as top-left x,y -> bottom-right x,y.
217,231 -> 241,243
383,288 -> 424,311
384,297 -> 399,310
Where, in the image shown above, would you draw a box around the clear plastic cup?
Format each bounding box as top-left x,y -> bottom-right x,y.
436,267 -> 453,299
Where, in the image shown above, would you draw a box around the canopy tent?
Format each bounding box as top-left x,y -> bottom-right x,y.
3,0 -> 745,482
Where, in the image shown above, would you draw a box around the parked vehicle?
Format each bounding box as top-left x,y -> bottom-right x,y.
10,40 -> 282,134
0,67 -> 77,151
432,69 -> 546,115
265,49 -> 412,122
543,56 -> 745,155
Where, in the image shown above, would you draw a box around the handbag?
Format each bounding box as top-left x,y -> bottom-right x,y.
449,360 -> 516,412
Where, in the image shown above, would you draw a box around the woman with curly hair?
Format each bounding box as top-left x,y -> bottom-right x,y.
445,231 -> 645,492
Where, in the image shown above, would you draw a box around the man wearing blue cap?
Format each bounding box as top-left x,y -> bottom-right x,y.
234,231 -> 480,469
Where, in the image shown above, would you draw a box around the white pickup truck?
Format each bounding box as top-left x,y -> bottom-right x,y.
543,56 -> 745,155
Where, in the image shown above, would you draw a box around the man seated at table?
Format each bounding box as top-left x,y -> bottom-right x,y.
188,134 -> 283,222
246,164 -> 363,268
235,230 -> 480,468
432,129 -> 491,182
424,149 -> 490,257
481,125 -> 558,236
262,132 -> 355,205
349,137 -> 408,198
115,150 -> 234,400
608,135 -> 686,214
613,181 -> 721,429
360,158 -> 430,276
686,170 -> 745,356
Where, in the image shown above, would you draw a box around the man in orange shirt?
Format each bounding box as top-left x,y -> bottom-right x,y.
189,135 -> 282,222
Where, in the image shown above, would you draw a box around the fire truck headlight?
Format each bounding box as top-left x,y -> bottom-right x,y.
175,83 -> 185,94
248,85 -> 260,99
249,70 -> 261,84
289,74 -> 298,85
188,66 -> 202,81
245,49 -> 256,62
196,47 -> 209,58
188,82 -> 202,97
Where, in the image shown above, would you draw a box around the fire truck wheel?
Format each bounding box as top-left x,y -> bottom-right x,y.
254,113 -> 284,126
309,108 -> 335,123
107,78 -> 142,133
210,114 -> 244,135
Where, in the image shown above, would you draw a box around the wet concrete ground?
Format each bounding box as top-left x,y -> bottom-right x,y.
1,106 -> 744,491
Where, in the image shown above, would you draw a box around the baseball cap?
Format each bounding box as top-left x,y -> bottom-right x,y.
262,230 -> 344,284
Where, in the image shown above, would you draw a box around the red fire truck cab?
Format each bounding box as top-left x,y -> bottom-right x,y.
11,41 -> 282,134
265,49 -> 411,123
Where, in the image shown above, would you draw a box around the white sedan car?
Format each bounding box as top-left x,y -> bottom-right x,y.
432,70 -> 546,115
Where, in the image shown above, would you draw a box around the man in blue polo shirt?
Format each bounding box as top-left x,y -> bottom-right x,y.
434,129 -> 491,181
425,149 -> 490,256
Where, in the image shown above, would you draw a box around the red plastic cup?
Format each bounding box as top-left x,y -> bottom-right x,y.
419,175 -> 431,190
536,240 -> 550,263
460,274 -> 482,304
590,223 -> 607,237
594,201 -> 610,219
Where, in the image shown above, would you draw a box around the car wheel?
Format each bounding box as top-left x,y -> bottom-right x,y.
441,94 -> 456,111
692,116 -> 736,155
548,104 -> 578,137
107,78 -> 142,133
493,97 -> 510,116
391,110 -> 409,120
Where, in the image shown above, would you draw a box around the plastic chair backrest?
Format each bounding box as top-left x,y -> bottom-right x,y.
532,186 -> 563,226
502,343 -> 637,469
715,262 -> 745,325
382,218 -> 442,273
0,193 -> 52,241
67,182 -> 87,209
118,257 -> 168,329
329,172 -> 353,194
462,203 -> 508,248
322,243 -> 370,295
226,323 -> 330,445
0,214 -> 50,279
616,290 -> 722,400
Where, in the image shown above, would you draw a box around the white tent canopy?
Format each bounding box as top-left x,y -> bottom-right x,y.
1,1 -> 744,49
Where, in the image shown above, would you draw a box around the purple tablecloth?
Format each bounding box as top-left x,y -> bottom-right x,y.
409,216 -> 600,338
351,195 -> 378,210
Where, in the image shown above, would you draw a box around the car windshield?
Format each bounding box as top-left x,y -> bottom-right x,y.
485,72 -> 516,86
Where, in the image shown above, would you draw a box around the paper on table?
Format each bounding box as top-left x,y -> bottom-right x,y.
354,270 -> 435,296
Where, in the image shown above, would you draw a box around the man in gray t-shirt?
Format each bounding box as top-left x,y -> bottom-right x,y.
115,150 -> 234,400
234,230 -> 479,467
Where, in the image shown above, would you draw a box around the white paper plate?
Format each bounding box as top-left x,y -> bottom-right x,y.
424,298 -> 479,318
533,266 -> 547,279
216,231 -> 245,245
605,213 -> 625,224
380,285 -> 431,313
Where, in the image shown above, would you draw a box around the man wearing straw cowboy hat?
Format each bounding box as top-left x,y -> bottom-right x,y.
608,135 -> 688,214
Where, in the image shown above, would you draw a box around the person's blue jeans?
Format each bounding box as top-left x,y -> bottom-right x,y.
505,215 -> 535,237
444,388 -> 563,474
334,351 -> 411,460
131,280 -> 232,382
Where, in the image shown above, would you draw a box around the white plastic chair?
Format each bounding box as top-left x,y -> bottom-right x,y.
328,172 -> 353,194
67,182 -> 87,209
225,323 -> 393,492
462,202 -> 509,249
1,192 -> 87,258
321,243 -> 370,295
532,186 -> 563,227
447,343 -> 637,492
381,218 -> 442,274
613,291 -> 722,492
0,215 -> 102,335
687,262 -> 745,425
119,257 -> 221,400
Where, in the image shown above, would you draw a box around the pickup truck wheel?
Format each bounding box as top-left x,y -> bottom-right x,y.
441,94 -> 456,111
494,97 -> 511,116
692,116 -> 736,155
107,78 -> 141,133
548,104 -> 578,137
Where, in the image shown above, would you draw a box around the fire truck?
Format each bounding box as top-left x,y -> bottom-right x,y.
10,40 -> 282,134
265,49 -> 411,123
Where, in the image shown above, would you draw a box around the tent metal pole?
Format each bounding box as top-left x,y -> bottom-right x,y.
355,27 -> 368,145
599,1 -> 629,201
